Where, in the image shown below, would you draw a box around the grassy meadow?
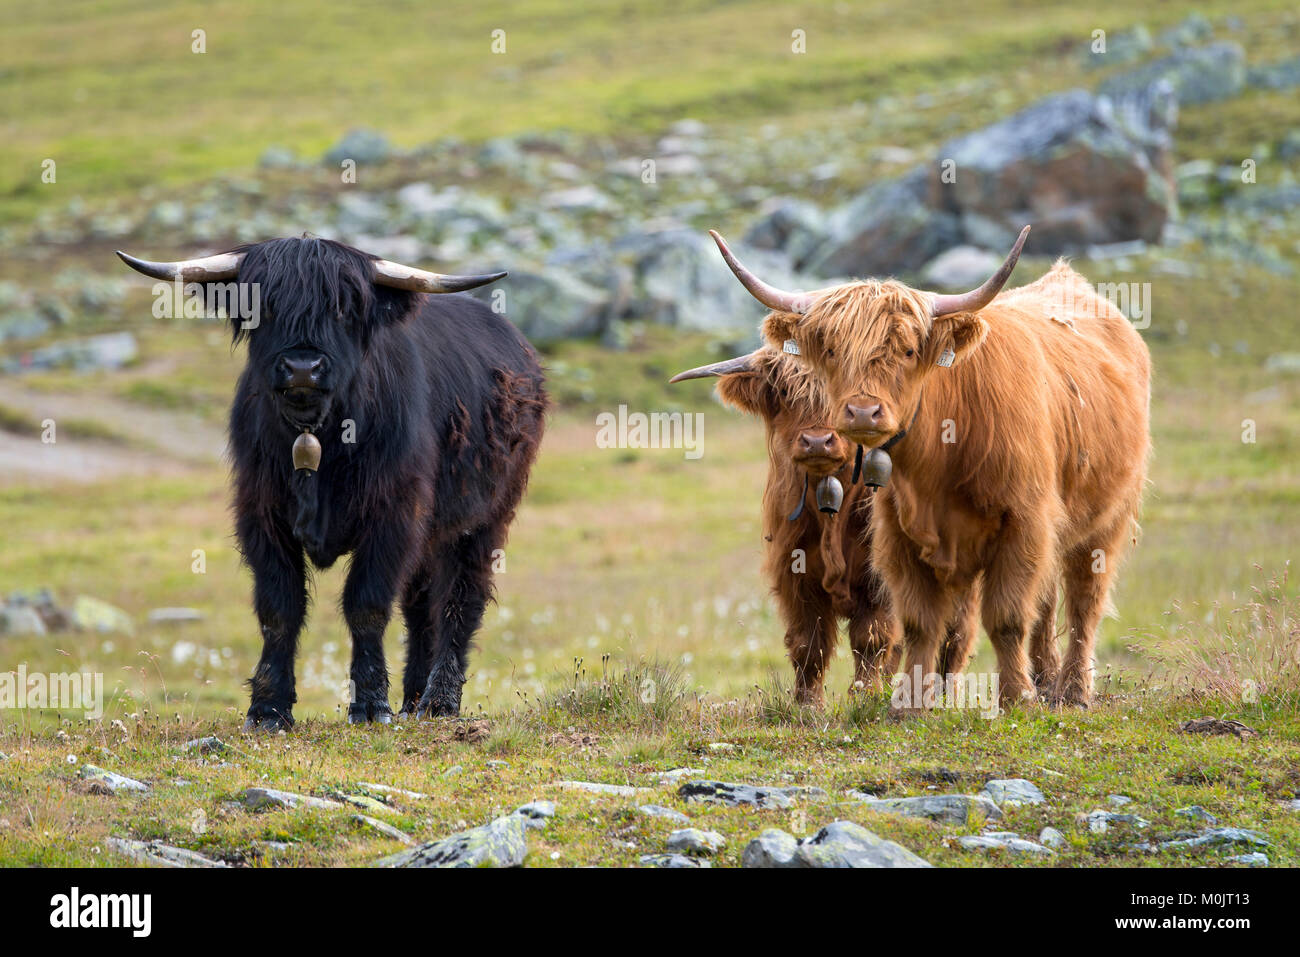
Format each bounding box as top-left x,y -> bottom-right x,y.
1,0 -> 1298,867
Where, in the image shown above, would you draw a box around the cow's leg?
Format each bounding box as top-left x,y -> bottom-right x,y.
979,521 -> 1051,710
937,581 -> 980,678
416,524 -> 501,718
341,518 -> 415,724
1054,520 -> 1128,708
1028,585 -> 1060,695
398,562 -> 440,716
847,597 -> 897,695
239,514 -> 308,732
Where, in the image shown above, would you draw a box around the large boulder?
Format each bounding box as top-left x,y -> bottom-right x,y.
930,87 -> 1177,253
743,822 -> 931,868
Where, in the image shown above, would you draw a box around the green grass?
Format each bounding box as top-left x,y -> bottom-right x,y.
4,0 -> 1299,221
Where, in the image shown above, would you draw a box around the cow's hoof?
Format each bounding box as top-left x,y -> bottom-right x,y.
413,695 -> 460,719
348,702 -> 394,725
243,705 -> 294,733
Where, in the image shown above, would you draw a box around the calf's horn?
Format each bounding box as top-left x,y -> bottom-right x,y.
928,225 -> 1030,317
669,352 -> 759,383
371,259 -> 507,293
709,230 -> 830,315
116,250 -> 243,282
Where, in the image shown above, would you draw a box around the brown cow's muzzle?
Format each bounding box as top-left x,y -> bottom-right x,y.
837,399 -> 897,447
791,429 -> 850,478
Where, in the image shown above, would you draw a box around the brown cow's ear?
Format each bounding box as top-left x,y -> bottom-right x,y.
761,313 -> 800,350
716,371 -> 778,418
927,313 -> 989,367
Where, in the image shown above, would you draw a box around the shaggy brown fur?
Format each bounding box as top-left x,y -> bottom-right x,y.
764,261 -> 1150,710
713,348 -> 980,706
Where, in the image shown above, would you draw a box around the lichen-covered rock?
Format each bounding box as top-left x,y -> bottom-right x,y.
959,831 -> 1055,856
79,765 -> 149,794
857,793 -> 1002,825
640,853 -> 710,868
666,828 -> 725,855
638,804 -> 690,824
1175,805 -> 1218,825
679,780 -> 819,809
107,838 -> 227,868
1085,809 -> 1150,833
744,822 -> 930,869
1160,828 -> 1270,852
242,787 -> 342,811
378,813 -> 530,868
515,801 -> 556,829
981,779 -> 1045,807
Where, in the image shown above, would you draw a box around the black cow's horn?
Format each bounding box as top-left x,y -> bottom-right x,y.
928,226 -> 1030,317
669,352 -> 759,383
371,259 -> 507,293
708,230 -> 832,315
116,250 -> 243,282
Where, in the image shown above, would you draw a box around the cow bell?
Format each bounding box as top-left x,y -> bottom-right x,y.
861,448 -> 893,489
292,431 -> 321,472
815,476 -> 844,514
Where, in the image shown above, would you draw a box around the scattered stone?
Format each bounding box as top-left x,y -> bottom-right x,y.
242,787 -> 343,812
323,128 -> 393,166
1108,794 -> 1133,807
959,831 -> 1055,856
0,605 -> 46,636
1227,852 -> 1268,867
107,838 -> 227,868
258,145 -> 299,169
638,804 -> 690,824
1039,826 -> 1066,849
921,246 -> 1008,292
378,813 -> 530,868
655,768 -> 706,783
1175,805 -> 1218,825
485,759 -> 508,768
744,821 -> 931,869
351,813 -> 413,845
640,853 -> 709,868
71,595 -> 135,635
1160,828 -> 1270,852
1248,55 -> 1300,92
1284,799 -> 1300,812
515,801 -> 556,828
556,780 -> 647,797
183,736 -> 225,755
1179,717 -> 1257,739
679,781 -> 817,809
1099,42 -> 1246,106
1085,809 -> 1151,833
666,828 -> 725,855
332,792 -> 395,815
981,779 -> 1046,808
79,765 -> 149,794
358,782 -> 427,801
1082,25 -> 1152,69
857,793 -> 1003,825
442,765 -> 464,778
147,607 -> 203,625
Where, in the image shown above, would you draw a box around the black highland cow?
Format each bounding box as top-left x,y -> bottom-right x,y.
118,238 -> 547,730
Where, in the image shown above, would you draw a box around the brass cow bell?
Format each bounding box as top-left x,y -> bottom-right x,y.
861,448 -> 893,489
815,476 -> 844,514
292,431 -> 322,472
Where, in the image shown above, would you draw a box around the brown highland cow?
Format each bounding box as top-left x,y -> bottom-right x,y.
704,227 -> 1150,711
671,347 -> 980,706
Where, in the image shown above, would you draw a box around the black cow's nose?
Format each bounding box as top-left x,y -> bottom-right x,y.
279,355 -> 326,389
844,403 -> 885,430
798,432 -> 836,455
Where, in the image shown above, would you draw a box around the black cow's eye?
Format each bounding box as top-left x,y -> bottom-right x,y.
905,348 -> 915,358
826,349 -> 835,358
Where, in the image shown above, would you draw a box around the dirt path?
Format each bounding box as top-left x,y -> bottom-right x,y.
0,379 -> 227,485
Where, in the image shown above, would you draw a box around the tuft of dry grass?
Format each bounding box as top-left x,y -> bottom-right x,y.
1135,564 -> 1300,714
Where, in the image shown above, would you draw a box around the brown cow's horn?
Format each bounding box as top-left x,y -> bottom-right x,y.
116,250 -> 243,282
668,352 -> 759,383
709,230 -> 823,315
371,259 -> 507,293
928,226 -> 1030,317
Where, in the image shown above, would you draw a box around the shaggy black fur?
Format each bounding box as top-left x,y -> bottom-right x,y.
223,238 -> 546,730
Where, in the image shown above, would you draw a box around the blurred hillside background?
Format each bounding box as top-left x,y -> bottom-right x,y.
1,1 -> 1298,724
